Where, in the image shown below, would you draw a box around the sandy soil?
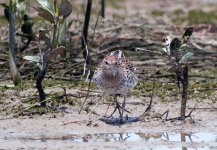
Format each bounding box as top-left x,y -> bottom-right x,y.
0,92 -> 217,149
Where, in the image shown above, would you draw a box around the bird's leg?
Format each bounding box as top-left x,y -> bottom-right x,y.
104,96 -> 113,117
107,95 -> 130,122
107,106 -> 117,118
115,96 -> 123,119
107,95 -> 119,117
120,96 -> 126,123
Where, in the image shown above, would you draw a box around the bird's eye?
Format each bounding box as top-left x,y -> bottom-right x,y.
104,61 -> 109,65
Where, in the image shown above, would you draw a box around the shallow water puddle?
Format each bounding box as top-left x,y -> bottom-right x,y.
4,132 -> 217,149
8,132 -> 217,142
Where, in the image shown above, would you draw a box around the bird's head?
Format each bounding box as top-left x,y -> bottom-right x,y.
101,50 -> 123,76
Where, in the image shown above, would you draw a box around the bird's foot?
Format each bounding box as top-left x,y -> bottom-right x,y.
106,103 -> 131,118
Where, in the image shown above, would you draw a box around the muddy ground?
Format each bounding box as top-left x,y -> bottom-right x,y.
0,96 -> 217,149
0,0 -> 217,149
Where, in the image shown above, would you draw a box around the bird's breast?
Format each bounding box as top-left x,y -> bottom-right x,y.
102,73 -> 121,86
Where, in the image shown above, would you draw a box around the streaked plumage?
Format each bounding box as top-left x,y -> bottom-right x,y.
93,50 -> 137,95
92,50 -> 138,122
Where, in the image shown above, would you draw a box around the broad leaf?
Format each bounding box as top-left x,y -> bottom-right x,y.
59,0 -> 72,18
37,0 -> 53,13
183,27 -> 193,40
0,3 -> 8,8
166,64 -> 183,73
16,1 -> 26,12
36,63 -> 43,71
170,38 -> 182,51
179,52 -> 193,64
17,0 -> 26,2
37,7 -> 55,23
0,84 -> 15,88
23,55 -> 40,63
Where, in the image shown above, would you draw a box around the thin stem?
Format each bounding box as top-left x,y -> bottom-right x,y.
36,14 -> 59,106
136,48 -> 163,55
90,5 -> 101,44
79,0 -> 93,113
82,0 -> 92,71
180,65 -> 188,120
51,17 -> 59,49
36,71 -> 46,106
79,77 -> 92,114
9,0 -> 15,58
101,0 -> 105,18
8,0 -> 21,85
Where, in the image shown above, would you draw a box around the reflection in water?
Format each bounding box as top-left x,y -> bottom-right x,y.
5,132 -> 217,149
7,132 -> 217,143
181,133 -> 187,150
76,133 -> 133,142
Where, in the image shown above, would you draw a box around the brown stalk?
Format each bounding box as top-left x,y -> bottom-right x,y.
8,0 -> 21,85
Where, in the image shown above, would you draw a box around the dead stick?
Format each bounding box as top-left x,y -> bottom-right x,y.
79,79 -> 92,114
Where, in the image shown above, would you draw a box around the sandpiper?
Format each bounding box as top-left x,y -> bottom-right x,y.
92,50 -> 138,122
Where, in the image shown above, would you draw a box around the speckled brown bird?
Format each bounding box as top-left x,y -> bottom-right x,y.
92,50 -> 138,122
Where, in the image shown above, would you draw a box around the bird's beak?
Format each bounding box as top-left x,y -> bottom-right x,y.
112,68 -> 116,76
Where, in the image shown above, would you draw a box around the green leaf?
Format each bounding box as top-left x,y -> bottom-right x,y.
36,0 -> 55,23
16,0 -> 30,16
17,0 -> 26,2
59,19 -> 66,44
170,38 -> 182,52
0,3 -> 8,8
23,55 -> 40,63
183,27 -> 193,40
16,1 -> 26,12
36,63 -> 43,71
179,52 -> 193,64
0,84 -> 15,88
37,0 -> 53,13
59,0 -> 72,18
166,64 -> 183,73
37,7 -> 55,23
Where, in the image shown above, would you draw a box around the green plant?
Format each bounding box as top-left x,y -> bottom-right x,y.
172,10 -> 217,24
0,0 -> 34,85
23,0 -> 72,106
8,0 -> 21,86
137,27 -> 194,120
161,27 -> 194,120
1,0 -> 35,52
